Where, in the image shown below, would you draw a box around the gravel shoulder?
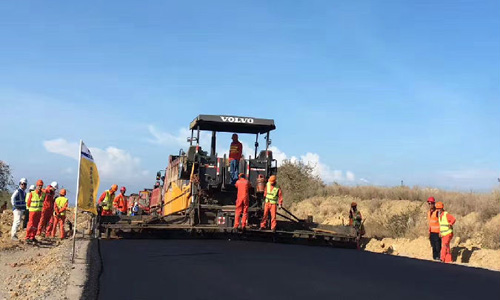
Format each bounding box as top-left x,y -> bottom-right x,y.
0,210 -> 92,300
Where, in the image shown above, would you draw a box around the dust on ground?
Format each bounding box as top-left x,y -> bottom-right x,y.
0,209 -> 91,299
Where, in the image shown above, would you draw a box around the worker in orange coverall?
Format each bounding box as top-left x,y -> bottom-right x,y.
37,183 -> 56,237
234,173 -> 250,230
98,184 -> 118,216
50,189 -> 68,239
113,186 -> 128,216
26,180 -> 45,243
259,175 -> 283,232
436,201 -> 456,263
427,197 -> 441,261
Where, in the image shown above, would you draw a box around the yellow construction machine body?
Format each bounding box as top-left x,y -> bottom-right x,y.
162,156 -> 194,216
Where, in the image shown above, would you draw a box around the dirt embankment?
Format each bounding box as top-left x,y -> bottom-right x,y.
292,196 -> 500,272
0,209 -> 91,299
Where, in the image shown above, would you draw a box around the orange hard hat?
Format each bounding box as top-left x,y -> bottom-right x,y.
351,202 -> 357,207
111,184 -> 118,192
427,197 -> 435,203
36,179 -> 44,187
59,189 -> 67,196
435,201 -> 444,209
268,175 -> 277,183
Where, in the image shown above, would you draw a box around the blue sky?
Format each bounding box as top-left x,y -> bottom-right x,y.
0,0 -> 499,202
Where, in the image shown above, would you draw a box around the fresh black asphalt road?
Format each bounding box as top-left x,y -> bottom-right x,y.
98,239 -> 500,300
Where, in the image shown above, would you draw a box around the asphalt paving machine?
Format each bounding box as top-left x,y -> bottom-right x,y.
99,115 -> 359,248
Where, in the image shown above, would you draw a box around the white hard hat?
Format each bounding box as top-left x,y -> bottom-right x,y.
29,185 -> 35,191
51,181 -> 58,189
19,178 -> 28,184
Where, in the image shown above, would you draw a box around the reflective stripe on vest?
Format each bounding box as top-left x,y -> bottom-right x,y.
439,211 -> 453,236
428,210 -> 440,233
55,196 -> 68,216
265,182 -> 279,204
13,188 -> 26,209
103,190 -> 113,211
29,191 -> 46,212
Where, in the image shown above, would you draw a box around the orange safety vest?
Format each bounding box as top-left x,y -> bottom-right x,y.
229,142 -> 242,161
428,210 -> 440,233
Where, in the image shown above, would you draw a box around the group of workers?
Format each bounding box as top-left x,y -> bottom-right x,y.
96,184 -> 141,216
230,134 -> 283,232
427,197 -> 456,263
10,178 -> 69,243
233,173 -> 283,232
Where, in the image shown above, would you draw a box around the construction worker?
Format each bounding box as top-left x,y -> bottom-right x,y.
26,180 -> 46,243
113,186 -> 128,216
234,173 -> 250,229
427,197 -> 441,261
37,182 -> 57,237
10,178 -> 27,240
23,185 -> 35,229
44,181 -> 59,236
349,202 -> 365,235
260,175 -> 283,232
131,201 -> 140,216
50,189 -> 68,239
98,184 -> 118,216
436,202 -> 456,263
229,133 -> 243,184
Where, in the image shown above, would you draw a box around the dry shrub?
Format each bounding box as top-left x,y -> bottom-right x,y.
482,214 -> 500,249
278,160 -> 324,204
454,212 -> 482,243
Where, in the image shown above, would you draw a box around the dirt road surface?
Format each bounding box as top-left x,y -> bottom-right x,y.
98,239 -> 500,300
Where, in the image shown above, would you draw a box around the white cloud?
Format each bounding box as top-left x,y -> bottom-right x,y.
61,167 -> 73,175
147,125 -> 190,147
43,138 -> 149,182
346,171 -> 356,181
43,138 -> 79,160
360,178 -> 370,183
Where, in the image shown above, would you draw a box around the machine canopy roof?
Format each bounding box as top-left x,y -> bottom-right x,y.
190,115 -> 276,134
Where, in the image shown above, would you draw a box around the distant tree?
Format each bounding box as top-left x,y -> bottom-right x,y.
0,160 -> 14,191
278,160 -> 325,204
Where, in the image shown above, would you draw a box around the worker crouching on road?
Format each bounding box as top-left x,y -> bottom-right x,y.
26,180 -> 46,243
234,173 -> 250,230
427,197 -> 441,261
113,187 -> 128,216
349,202 -> 365,236
260,175 -> 283,232
436,202 -> 456,263
98,184 -> 118,216
50,189 -> 68,239
37,181 -> 58,237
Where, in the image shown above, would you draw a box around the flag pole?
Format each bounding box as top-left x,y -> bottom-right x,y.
71,139 -> 83,263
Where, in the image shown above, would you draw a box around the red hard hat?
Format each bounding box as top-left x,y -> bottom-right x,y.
427,197 -> 435,203
59,189 -> 67,196
120,186 -> 126,192
36,180 -> 44,186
